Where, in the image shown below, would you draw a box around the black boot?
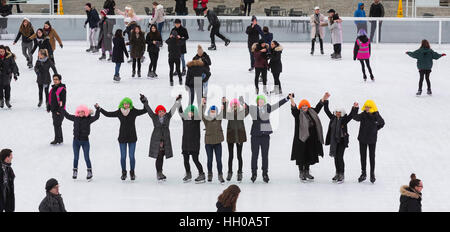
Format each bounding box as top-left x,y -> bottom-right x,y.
358,171 -> 367,183
130,170 -> 136,181
99,53 -> 106,60
225,39 -> 231,46
121,170 -> 127,180
310,39 -> 315,55
86,46 -> 93,52
38,99 -> 43,107
5,100 -> 11,108
226,172 -> 233,181
208,45 -> 216,50
263,171 -> 269,183
0,99 -> 4,108
251,173 -> 257,183
72,168 -> 78,179
132,70 -> 136,78
370,173 -> 376,183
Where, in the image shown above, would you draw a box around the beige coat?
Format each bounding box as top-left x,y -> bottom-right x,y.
150,4 -> 165,24
310,13 -> 328,39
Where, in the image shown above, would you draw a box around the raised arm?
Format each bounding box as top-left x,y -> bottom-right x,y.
167,95 -> 182,118
61,108 -> 76,121
343,102 -> 359,124
99,108 -> 120,118
90,108 -> 101,123
267,95 -> 290,113
323,100 -> 333,119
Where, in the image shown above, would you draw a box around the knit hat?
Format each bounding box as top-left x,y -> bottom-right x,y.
23,17 -> 30,23
174,19 -> 181,24
327,9 -> 336,13
298,99 -> 311,109
185,105 -> 198,116
197,45 -> 204,56
314,6 -> 320,10
256,95 -> 266,104
210,105 -> 217,111
119,97 -> 134,110
45,178 -> 58,192
101,9 -> 108,16
229,98 -> 240,108
75,105 -> 90,117
251,15 -> 257,22
362,100 -> 378,113
334,107 -> 347,115
155,105 -> 166,113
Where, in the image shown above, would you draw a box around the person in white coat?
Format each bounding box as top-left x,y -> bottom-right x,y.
150,2 -> 165,33
309,6 -> 327,55
327,9 -> 343,59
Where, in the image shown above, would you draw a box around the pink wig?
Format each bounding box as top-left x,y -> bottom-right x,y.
229,98 -> 240,108
75,105 -> 90,117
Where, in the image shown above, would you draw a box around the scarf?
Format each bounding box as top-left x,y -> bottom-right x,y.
298,109 -> 323,143
120,108 -> 130,116
38,57 -> 48,62
158,116 -> 164,124
315,14 -> 320,34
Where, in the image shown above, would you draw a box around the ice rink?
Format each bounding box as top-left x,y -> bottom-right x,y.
1,41 -> 450,212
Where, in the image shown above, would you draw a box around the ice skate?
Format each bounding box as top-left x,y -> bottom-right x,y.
157,172 -> 166,182
37,99 -> 43,107
416,90 -> 422,96
86,46 -> 93,52
310,49 -> 314,55
218,174 -> 225,184
225,39 -> 231,47
299,170 -> 307,182
121,170 -> 127,180
181,69 -> 186,76
358,172 -> 367,183
173,71 -> 178,76
0,99 -> 4,108
113,75 -> 121,82
87,168 -> 93,181
263,172 -> 269,183
370,74 -> 375,81
132,70 -> 136,78
336,173 -> 344,184
72,168 -> 78,179
179,79 -> 183,85
226,172 -> 233,181
92,46 -> 99,53
248,67 -> 254,72
98,53 -> 106,60
207,172 -> 213,182
183,172 -> 192,183
320,49 -> 324,55
332,173 -> 338,182
5,101 -> 11,108
195,173 -> 206,184
170,81 -> 174,87
363,74 -> 367,82
237,172 -> 243,182
251,173 -> 257,183
138,71 -> 141,78
427,89 -> 432,96
129,170 -> 136,181
334,54 -> 342,60
208,45 -> 216,50
107,54 -> 112,61
304,170 -> 314,181
370,173 -> 376,183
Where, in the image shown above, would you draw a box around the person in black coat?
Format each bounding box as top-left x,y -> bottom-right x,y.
175,0 -> 188,26
204,7 -> 230,50
193,45 -> 211,71
185,59 -> 211,105
103,0 -> 115,15
0,45 -> 19,109
323,97 -> 358,183
246,15 -> 262,71
47,74 -> 66,145
61,104 -> 100,180
166,30 -> 183,86
369,0 -> 384,42
399,173 -> 423,212
84,3 -> 101,52
146,24 -> 162,78
269,41 -> 283,94
0,0 -> 12,35
112,29 -> 129,81
170,19 -> 189,76
353,100 -> 385,183
39,178 -> 66,212
0,149 -> 15,212
34,49 -> 57,107
243,0 -> 254,16
31,29 -> 54,63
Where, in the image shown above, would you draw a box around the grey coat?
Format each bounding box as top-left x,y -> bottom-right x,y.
329,20 -> 343,45
98,18 -> 115,51
202,105 -> 224,145
144,100 -> 180,159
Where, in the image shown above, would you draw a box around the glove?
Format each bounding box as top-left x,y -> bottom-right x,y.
140,94 -> 148,104
176,94 -> 182,101
123,31 -> 126,36
60,44 -> 63,49
13,75 -> 17,81
46,104 -> 50,112
442,53 -> 447,56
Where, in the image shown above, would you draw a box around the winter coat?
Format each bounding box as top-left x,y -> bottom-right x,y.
290,101 -> 324,165
62,108 -> 100,141
143,101 -> 180,159
224,103 -> 249,144
146,31 -> 162,53
166,37 -> 182,60
329,19 -> 343,45
185,59 -> 211,88
170,26 -> 189,54
407,48 -> 443,70
202,105 -> 224,145
123,21 -> 137,39
98,18 -> 115,51
252,43 -> 268,68
354,3 -> 367,25
262,32 -> 273,45
246,24 -> 262,48
323,101 -> 358,147
34,57 -> 57,85
112,36 -> 129,63
244,0 -> 255,3
48,83 -> 66,113
30,28 -> 62,51
178,106 -> 201,154
129,31 -> 146,58
353,35 -> 371,60
269,45 -> 283,73
0,4 -> 12,29
193,52 -> 211,71
38,192 -> 67,212
175,0 -> 188,15
31,37 -> 54,57
247,97 -> 289,136
0,51 -> 19,86
0,162 -> 15,212
216,201 -> 233,212
206,9 -> 220,28
103,0 -> 116,15
85,8 -> 100,28
310,13 -> 326,39
399,185 -> 422,212
150,4 -> 165,24
353,111 -> 385,144
369,3 -> 385,17
14,24 -> 35,44
100,107 -> 147,143
193,0 -> 208,9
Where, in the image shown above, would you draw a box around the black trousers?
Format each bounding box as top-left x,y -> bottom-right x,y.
227,143 -> 243,173
359,59 -> 373,77
272,72 -> 281,90
210,25 -> 227,46
38,84 -> 50,103
311,35 -> 323,51
132,58 -> 141,72
255,68 -> 267,90
370,21 -> 382,42
244,3 -> 252,16
52,111 -> 64,142
248,47 -> 255,68
334,143 -> 346,174
359,142 -> 376,175
169,58 -> 182,82
419,70 -> 432,91
156,149 -> 164,173
251,135 -> 270,174
195,8 -> 205,30
183,153 -> 204,174
333,44 -> 342,55
0,84 -> 11,101
148,51 -> 159,72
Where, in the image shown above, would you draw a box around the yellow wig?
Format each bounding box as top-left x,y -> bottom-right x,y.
362,100 -> 378,113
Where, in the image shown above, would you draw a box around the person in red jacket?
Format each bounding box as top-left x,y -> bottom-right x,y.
193,0 -> 208,31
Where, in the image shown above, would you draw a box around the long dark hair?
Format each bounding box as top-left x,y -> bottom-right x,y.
115,29 -> 123,38
217,185 -> 241,212
36,28 -> 45,38
409,173 -> 421,189
420,39 -> 430,49
149,24 -> 161,37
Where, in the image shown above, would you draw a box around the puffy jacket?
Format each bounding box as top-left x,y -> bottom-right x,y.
407,47 -> 443,70
62,108 -> 100,141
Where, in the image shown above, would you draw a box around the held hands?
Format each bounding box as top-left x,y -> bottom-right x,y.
176,94 -> 182,101
442,53 -> 447,56
94,103 -> 100,110
288,93 -> 295,99
140,94 -> 148,104
222,97 -> 227,104
353,102 -> 359,108
202,97 -> 206,105
322,92 -> 330,102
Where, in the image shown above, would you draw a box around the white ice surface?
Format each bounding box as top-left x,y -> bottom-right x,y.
1,41 -> 450,212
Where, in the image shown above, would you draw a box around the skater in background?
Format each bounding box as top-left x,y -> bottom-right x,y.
174,0 -> 188,26
369,0 -> 384,42
269,40 -> 283,95
406,39 -> 445,96
399,173 -> 423,212
0,0 -> 12,37
201,97 -> 225,183
103,0 -> 115,15
150,2 -> 165,33
178,103 -> 205,183
252,40 -> 269,95
204,7 -> 230,51
0,45 -> 19,109
289,93 -> 326,182
98,9 -> 115,61
32,21 -> 63,52
146,24 -> 162,78
0,148 -> 15,212
97,97 -> 147,181
166,30 -> 183,86
34,49 -> 57,107
262,26 -> 273,48
185,58 -> 211,105
310,6 -> 327,55
223,96 -> 249,182
216,184 -> 241,212
31,28 -> 54,62
193,0 -> 208,31
192,45 -> 212,97
112,29 -> 129,81
353,29 -> 374,81
354,2 -> 367,34
327,9 -> 343,59
61,104 -> 100,181
244,94 -> 290,183
13,18 -> 35,69
116,5 -> 140,23
47,74 -> 66,145
39,178 -> 66,212
323,95 -> 358,183
246,15 -> 262,71
129,25 -> 145,78
140,94 -> 181,182
353,100 -> 385,183
170,19 -> 189,76
84,3 -> 100,53
243,0 -> 254,16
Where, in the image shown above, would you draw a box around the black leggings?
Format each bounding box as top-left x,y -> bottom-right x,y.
272,72 -> 281,90
148,51 -> 159,73
244,3 -> 252,16
311,36 -> 323,51
169,58 -> 182,82
183,153 -> 204,174
255,68 -> 267,90
419,70 -> 431,91
359,142 -> 376,175
156,149 -> 164,173
38,84 -> 50,103
0,84 -> 11,101
132,58 -> 141,72
359,59 -> 373,77
227,143 -> 243,173
334,143 -> 346,174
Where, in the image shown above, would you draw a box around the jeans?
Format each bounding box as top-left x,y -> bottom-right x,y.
183,153 -> 204,174
73,139 -> 92,169
0,84 -> 11,101
114,63 -> 121,76
202,73 -> 208,97
359,142 -> 376,175
227,143 -> 243,173
52,112 -> 64,142
356,22 -> 368,34
180,54 -> 186,70
119,142 -> 136,171
22,41 -> 33,66
334,143 -> 346,174
148,51 -> 159,73
251,135 -> 270,173
248,47 -> 255,68
195,8 -> 205,30
89,27 -> 99,47
157,22 -> 164,34
132,58 -> 141,72
205,143 -> 223,174
418,70 -> 432,91
169,58 -> 182,82
359,59 -> 373,77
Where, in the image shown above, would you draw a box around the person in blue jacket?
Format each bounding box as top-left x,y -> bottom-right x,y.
354,2 -> 367,34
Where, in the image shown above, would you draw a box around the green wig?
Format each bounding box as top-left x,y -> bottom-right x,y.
118,97 -> 134,110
